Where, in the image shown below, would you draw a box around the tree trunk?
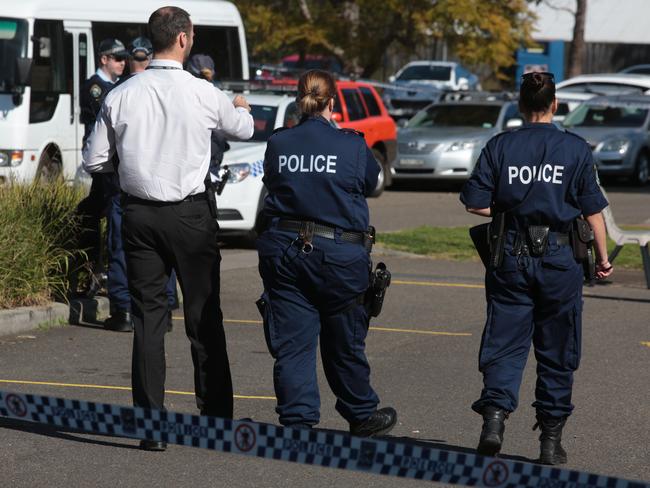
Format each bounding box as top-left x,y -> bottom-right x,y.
567,0 -> 587,78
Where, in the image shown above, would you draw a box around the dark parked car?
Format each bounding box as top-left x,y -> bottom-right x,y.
562,95 -> 650,185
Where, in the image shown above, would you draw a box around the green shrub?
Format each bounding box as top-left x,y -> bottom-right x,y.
0,182 -> 85,308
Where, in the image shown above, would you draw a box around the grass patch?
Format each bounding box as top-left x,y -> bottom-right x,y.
377,225 -> 646,270
0,182 -> 85,309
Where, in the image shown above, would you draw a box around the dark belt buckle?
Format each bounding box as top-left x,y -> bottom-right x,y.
528,225 -> 549,256
298,221 -> 315,254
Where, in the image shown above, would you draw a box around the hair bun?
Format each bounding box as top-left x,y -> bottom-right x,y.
531,73 -> 545,90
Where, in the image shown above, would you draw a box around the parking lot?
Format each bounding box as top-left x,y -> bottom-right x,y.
1,186 -> 649,488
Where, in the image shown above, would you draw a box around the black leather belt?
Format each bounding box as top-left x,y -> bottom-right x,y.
277,219 -> 367,245
124,192 -> 207,205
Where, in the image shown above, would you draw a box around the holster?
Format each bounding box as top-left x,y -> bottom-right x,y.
488,212 -> 506,268
527,225 -> 550,256
204,172 -> 218,219
571,218 -> 595,281
469,212 -> 506,269
365,262 -> 391,317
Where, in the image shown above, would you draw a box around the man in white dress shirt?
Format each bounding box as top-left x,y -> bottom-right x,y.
83,6 -> 254,451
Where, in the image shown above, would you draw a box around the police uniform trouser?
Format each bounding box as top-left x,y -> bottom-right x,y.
257,229 -> 379,426
122,197 -> 233,416
472,233 -> 583,418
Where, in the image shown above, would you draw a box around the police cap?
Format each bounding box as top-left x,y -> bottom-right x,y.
129,36 -> 153,61
98,38 -> 127,60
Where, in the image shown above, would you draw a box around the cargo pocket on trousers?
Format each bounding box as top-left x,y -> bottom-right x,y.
477,301 -> 495,372
256,292 -> 278,358
566,303 -> 582,370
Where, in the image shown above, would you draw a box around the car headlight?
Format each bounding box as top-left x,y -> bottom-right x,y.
226,162 -> 251,183
0,150 -> 24,167
599,138 -> 630,155
446,141 -> 477,152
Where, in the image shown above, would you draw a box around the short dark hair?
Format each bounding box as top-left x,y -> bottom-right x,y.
147,6 -> 192,53
519,72 -> 556,114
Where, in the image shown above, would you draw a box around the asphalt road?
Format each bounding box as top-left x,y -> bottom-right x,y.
1,186 -> 649,487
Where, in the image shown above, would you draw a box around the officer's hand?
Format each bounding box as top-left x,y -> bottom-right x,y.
233,95 -> 251,112
596,260 -> 613,279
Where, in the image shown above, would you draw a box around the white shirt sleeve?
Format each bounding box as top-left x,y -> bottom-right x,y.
82,103 -> 116,173
210,87 -> 254,140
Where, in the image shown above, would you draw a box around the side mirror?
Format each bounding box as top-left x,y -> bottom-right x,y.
388,75 -> 396,83
397,118 -> 409,128
14,57 -> 32,86
332,112 -> 343,123
506,118 -> 523,129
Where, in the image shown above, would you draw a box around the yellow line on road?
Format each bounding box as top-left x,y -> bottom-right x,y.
176,318 -> 471,337
0,379 -> 275,401
392,279 -> 484,289
642,341 -> 650,348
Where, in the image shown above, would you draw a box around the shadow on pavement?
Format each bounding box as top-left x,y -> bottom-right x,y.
387,435 -> 535,464
583,293 -> 650,304
0,417 -> 139,449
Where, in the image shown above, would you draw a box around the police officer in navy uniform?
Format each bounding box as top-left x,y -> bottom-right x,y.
75,39 -> 127,304
256,69 -> 397,436
460,72 -> 613,464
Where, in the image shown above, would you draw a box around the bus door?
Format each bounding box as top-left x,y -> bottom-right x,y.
63,21 -> 92,179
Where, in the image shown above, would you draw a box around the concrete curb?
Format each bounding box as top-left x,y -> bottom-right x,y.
0,297 -> 110,338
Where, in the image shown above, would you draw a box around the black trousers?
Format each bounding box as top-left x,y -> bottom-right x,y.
122,197 -> 233,417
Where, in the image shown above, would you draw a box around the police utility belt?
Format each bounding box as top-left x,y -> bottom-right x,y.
470,215 -> 595,281
277,219 -> 375,252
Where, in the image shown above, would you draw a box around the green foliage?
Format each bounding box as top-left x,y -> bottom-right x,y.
237,0 -> 535,78
0,182 -> 84,308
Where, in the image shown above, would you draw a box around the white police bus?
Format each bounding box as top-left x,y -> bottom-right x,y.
0,0 -> 249,184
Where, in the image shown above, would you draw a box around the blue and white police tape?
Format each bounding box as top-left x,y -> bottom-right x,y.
0,390 -> 647,488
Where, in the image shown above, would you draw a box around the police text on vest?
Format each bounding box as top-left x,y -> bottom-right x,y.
508,164 -> 564,185
278,154 -> 337,174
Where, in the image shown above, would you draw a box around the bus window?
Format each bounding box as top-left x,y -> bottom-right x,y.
79,33 -> 88,87
0,18 -> 29,93
30,19 -> 72,123
192,25 -> 242,80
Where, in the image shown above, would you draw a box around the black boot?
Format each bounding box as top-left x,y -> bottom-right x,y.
350,407 -> 397,437
477,406 -> 508,456
103,310 -> 133,332
534,413 -> 568,465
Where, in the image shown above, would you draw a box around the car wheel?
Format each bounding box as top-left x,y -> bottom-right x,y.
36,149 -> 63,184
631,152 -> 649,186
370,148 -> 386,197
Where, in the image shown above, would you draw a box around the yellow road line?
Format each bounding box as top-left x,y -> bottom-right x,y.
205,318 -> 471,337
392,279 -> 484,289
642,341 -> 650,348
0,379 -> 275,401
370,326 -> 471,337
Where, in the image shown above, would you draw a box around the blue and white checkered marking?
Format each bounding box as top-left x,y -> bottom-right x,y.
0,390 -> 647,488
250,160 -> 264,178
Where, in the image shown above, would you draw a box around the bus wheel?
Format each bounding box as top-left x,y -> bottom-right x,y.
36,148 -> 63,184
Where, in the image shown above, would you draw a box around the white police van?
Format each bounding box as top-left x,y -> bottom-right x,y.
0,0 -> 249,185
217,93 -> 301,237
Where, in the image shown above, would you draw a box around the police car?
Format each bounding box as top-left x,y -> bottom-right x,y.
217,91 -> 385,237
215,93 -> 298,237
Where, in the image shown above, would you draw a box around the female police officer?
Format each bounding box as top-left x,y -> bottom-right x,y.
256,70 -> 397,436
460,72 -> 613,464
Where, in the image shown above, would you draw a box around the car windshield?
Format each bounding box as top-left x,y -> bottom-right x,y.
407,104 -> 501,128
0,18 -> 29,93
397,65 -> 452,82
563,103 -> 649,128
249,105 -> 279,141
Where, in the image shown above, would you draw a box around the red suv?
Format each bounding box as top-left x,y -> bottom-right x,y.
333,81 -> 397,195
